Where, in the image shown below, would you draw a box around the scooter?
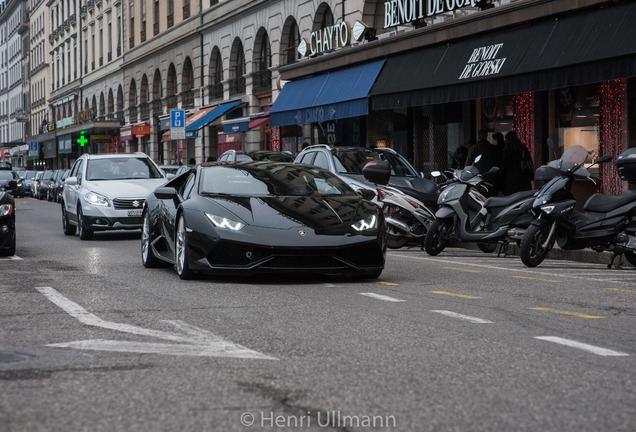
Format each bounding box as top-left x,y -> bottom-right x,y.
362,162 -> 438,249
423,159 -> 537,256
519,145 -> 636,268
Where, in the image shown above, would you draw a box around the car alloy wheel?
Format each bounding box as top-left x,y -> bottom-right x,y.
175,215 -> 194,279
77,205 -> 94,240
62,202 -> 76,236
141,211 -> 161,268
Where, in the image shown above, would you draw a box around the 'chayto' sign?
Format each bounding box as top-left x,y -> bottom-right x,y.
298,22 -> 352,57
384,0 -> 482,28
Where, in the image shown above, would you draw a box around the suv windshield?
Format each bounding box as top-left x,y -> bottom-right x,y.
200,164 -> 354,197
332,148 -> 418,177
86,157 -> 164,181
0,171 -> 15,181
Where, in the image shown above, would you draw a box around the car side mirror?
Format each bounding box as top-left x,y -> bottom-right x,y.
65,176 -> 78,186
165,173 -> 175,180
362,160 -> 391,185
357,188 -> 376,201
154,187 -> 177,200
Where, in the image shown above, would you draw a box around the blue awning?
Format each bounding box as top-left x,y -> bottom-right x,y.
185,100 -> 241,132
270,60 -> 385,127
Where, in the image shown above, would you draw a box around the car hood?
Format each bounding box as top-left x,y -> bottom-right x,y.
84,179 -> 167,199
206,195 -> 374,234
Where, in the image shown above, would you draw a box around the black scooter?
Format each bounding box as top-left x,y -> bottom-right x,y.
423,159 -> 537,256
519,144 -> 636,268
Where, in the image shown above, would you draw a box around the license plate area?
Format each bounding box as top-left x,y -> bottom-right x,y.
127,209 -> 143,217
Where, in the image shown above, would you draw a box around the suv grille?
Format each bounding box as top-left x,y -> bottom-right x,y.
113,198 -> 145,210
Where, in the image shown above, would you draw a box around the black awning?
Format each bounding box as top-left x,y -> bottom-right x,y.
371,2 -> 636,109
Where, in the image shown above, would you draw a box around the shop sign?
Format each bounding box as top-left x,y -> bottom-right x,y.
120,127 -> 133,142
92,135 -> 113,144
298,22 -> 351,57
58,134 -> 73,154
132,124 -> 150,136
75,108 -> 94,123
56,116 -> 74,129
458,42 -> 506,80
383,0 -> 481,28
42,123 -> 55,134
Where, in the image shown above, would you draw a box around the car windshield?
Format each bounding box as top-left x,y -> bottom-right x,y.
200,164 -> 354,197
25,170 -> 36,179
0,171 -> 14,181
86,157 -> 164,181
332,148 -> 418,177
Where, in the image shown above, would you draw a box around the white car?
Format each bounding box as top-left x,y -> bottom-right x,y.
61,152 -> 167,240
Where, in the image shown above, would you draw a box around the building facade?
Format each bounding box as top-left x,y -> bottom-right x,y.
12,0 -> 636,202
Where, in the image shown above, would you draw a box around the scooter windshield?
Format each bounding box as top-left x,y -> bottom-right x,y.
458,165 -> 480,182
549,145 -> 589,173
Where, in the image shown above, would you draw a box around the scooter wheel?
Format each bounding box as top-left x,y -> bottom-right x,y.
425,219 -> 452,256
520,224 -> 553,267
386,234 -> 409,249
477,242 -> 498,254
624,251 -> 636,267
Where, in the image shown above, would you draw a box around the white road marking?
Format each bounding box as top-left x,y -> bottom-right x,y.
36,286 -> 276,360
0,255 -> 22,260
534,336 -> 629,357
360,292 -> 406,302
431,310 -> 494,324
390,251 -> 634,285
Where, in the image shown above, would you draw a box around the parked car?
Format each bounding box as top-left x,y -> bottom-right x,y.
217,149 -> 294,162
294,145 -> 438,206
141,161 -> 385,279
50,169 -> 69,202
0,189 -> 16,256
21,170 -> 37,196
61,152 -> 168,240
37,170 -> 54,200
32,171 -> 43,199
0,168 -> 23,198
158,165 -> 180,177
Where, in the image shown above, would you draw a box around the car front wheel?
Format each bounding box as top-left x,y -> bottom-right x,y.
77,205 -> 94,240
61,203 -> 77,236
175,215 -> 195,279
141,211 -> 162,268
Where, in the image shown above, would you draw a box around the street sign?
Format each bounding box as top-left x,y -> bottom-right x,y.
170,109 -> 186,140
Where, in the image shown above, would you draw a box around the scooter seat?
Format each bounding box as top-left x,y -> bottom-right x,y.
584,190 -> 636,212
390,185 -> 438,207
484,190 -> 536,209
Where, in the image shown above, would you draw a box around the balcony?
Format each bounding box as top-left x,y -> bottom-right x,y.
152,100 -> 162,114
167,14 -> 174,28
166,95 -> 178,109
153,23 -> 159,36
81,5 -> 87,17
181,90 -> 194,109
252,69 -> 272,92
209,83 -> 223,100
63,19 -> 69,31
140,29 -> 146,43
14,109 -> 29,122
183,4 -> 190,20
88,0 -> 94,12
129,106 -> 137,123
69,14 -> 76,27
116,110 -> 125,125
139,103 -> 149,120
229,78 -> 246,96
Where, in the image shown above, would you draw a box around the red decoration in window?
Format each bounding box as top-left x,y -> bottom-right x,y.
598,79 -> 626,195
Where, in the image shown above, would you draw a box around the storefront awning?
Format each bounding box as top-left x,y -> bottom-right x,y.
185,100 -> 241,132
222,111 -> 270,133
371,2 -> 636,109
270,60 -> 385,127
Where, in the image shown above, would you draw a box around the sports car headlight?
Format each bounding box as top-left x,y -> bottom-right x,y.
351,215 -> 377,232
0,203 -> 13,216
205,213 -> 244,231
83,191 -> 110,207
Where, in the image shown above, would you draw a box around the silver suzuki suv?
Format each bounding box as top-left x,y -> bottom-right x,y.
61,152 -> 167,240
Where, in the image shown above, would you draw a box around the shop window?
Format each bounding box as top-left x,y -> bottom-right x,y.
555,85 -> 599,167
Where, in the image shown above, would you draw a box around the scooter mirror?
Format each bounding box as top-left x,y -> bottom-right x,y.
597,154 -> 613,164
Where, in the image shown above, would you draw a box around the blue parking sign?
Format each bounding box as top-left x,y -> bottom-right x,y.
30,141 -> 38,152
171,110 -> 185,128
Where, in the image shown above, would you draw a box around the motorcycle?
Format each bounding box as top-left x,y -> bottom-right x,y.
362,161 -> 438,249
423,159 -> 537,256
519,145 -> 636,268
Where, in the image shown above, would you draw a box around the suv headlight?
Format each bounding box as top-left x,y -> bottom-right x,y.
0,203 -> 13,216
351,215 -> 377,232
83,191 -> 110,207
205,213 -> 244,231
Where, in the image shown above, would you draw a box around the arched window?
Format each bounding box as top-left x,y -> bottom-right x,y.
140,74 -> 149,119
99,92 -> 105,119
108,89 -> 114,117
229,38 -> 245,96
152,69 -> 163,113
208,46 -> 223,100
166,63 -> 177,108
182,57 -> 194,108
313,3 -> 334,31
280,17 -> 300,66
253,28 -> 271,92
128,79 -> 137,122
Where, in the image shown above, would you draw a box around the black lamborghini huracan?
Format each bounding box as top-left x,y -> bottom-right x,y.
141,161 -> 386,279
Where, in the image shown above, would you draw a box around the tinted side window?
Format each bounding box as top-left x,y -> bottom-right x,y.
298,151 -> 315,165
179,173 -> 196,199
313,151 -> 330,170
